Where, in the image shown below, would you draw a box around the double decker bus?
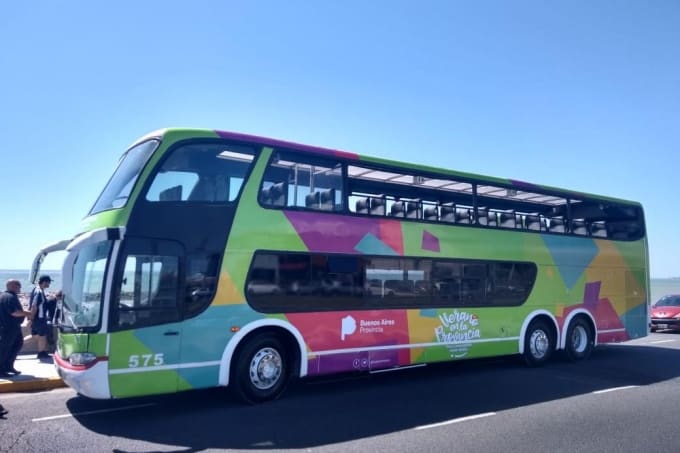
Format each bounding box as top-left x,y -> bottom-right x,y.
32,128 -> 649,403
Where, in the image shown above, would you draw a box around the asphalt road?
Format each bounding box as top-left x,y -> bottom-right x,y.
2,332 -> 680,453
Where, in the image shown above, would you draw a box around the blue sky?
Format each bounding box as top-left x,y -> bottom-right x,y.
1,1 -> 678,277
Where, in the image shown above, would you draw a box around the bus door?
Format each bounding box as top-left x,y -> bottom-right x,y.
107,238 -> 184,398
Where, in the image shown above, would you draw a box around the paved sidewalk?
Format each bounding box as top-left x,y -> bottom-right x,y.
0,354 -> 65,393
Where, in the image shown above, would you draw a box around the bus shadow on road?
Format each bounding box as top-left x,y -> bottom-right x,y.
67,342 -> 680,451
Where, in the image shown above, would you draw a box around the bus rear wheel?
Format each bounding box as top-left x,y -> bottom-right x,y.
564,317 -> 594,361
231,334 -> 289,404
523,319 -> 554,366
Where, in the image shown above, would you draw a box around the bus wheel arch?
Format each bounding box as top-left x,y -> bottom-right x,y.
520,311 -> 559,366
562,313 -> 596,361
230,332 -> 290,403
219,320 -> 306,402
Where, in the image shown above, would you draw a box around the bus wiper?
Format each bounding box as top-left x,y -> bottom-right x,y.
59,312 -> 80,332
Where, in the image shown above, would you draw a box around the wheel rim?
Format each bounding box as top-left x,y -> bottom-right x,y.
529,329 -> 549,359
570,325 -> 588,353
249,347 -> 283,390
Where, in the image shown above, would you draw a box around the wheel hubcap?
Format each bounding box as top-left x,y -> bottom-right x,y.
249,347 -> 282,390
530,330 -> 549,359
571,325 -> 588,353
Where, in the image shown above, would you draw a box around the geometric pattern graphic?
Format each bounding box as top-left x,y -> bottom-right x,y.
284,211 -> 404,255
560,281 -> 629,343
542,234 -> 599,289
421,230 -> 440,252
355,232 -> 399,255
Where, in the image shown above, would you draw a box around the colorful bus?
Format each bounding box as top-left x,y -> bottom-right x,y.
31,128 -> 649,403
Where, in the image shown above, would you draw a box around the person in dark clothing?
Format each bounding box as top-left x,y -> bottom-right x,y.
29,275 -> 52,359
44,290 -> 61,349
0,279 -> 33,377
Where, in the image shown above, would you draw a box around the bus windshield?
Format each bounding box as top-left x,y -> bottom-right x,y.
89,139 -> 160,215
62,240 -> 112,330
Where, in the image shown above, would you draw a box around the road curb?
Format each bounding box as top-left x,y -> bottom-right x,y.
0,377 -> 66,393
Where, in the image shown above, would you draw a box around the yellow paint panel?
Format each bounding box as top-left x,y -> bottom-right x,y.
586,240 -> 644,315
407,310 -> 440,343
212,272 -> 244,306
410,347 -> 426,363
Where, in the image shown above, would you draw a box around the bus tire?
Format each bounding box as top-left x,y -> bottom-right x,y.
231,334 -> 289,404
564,317 -> 594,362
523,319 -> 554,366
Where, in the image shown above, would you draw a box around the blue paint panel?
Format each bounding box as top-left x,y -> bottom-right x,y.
419,309 -> 438,317
132,323 -> 182,363
354,232 -> 398,255
178,364 -> 220,389
621,302 -> 648,339
180,304 -> 258,362
542,235 -> 599,289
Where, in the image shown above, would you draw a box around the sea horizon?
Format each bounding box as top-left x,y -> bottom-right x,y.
1,269 -> 679,302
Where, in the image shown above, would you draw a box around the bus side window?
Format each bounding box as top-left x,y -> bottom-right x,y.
261,151 -> 343,211
188,175 -> 229,202
145,143 -> 255,204
159,185 -> 182,201
184,253 -> 219,318
115,251 -> 181,330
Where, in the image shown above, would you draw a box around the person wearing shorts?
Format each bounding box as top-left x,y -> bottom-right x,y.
29,275 -> 52,359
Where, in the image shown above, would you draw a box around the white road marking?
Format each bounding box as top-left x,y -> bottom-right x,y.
648,339 -> 677,344
414,412 -> 496,430
32,403 -> 156,422
592,385 -> 639,395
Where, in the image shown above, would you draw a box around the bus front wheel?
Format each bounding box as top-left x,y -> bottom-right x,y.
231,334 -> 289,404
523,319 -> 554,366
564,317 -> 594,361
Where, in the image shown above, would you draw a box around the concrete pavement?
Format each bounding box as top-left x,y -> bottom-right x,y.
0,354 -> 65,393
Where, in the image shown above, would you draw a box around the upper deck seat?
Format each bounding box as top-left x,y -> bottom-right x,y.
260,182 -> 287,207
423,206 -> 439,221
525,215 -> 543,231
370,196 -> 386,216
319,188 -> 335,211
440,204 -> 455,222
355,198 -> 370,214
406,200 -> 421,219
455,208 -> 471,224
571,219 -> 587,235
590,221 -> 607,237
477,208 -> 496,227
305,191 -> 320,209
548,217 -> 566,233
391,201 -> 406,218
499,210 -> 517,228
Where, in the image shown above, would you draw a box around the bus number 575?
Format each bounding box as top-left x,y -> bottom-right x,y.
128,353 -> 165,368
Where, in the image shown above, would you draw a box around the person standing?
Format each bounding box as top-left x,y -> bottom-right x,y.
44,290 -> 61,350
29,275 -> 52,359
0,279 -> 32,376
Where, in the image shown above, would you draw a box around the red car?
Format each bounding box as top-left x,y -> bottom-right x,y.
650,294 -> 680,332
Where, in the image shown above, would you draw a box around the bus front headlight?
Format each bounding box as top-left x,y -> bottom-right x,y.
69,352 -> 97,366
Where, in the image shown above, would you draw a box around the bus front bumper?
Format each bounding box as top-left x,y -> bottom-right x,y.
54,353 -> 111,399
